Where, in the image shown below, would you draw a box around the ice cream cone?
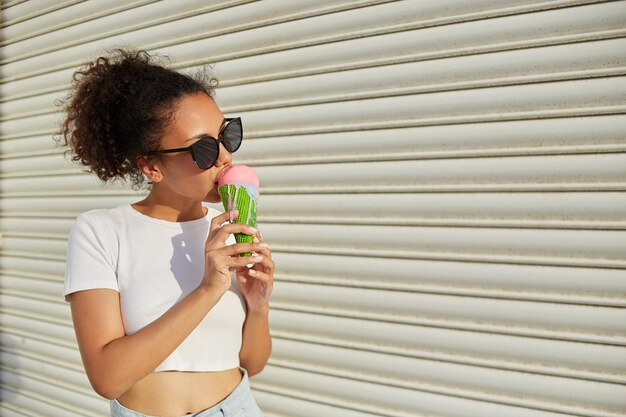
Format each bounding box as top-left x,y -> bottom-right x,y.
217,165 -> 260,256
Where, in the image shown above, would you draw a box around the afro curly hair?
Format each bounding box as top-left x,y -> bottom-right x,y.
54,47 -> 219,191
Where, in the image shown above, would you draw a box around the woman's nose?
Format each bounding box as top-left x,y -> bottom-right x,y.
216,142 -> 233,166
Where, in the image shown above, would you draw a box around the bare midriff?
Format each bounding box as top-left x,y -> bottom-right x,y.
116,367 -> 243,417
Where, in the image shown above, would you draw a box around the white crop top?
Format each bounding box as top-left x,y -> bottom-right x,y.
62,203 -> 247,372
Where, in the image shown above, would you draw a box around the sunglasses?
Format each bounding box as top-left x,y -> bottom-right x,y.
147,117 -> 242,170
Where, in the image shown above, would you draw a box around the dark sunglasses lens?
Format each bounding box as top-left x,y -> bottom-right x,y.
222,119 -> 242,153
192,137 -> 219,169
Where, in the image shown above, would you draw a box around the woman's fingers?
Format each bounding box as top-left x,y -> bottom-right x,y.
248,253 -> 274,276
207,223 -> 256,251
252,241 -> 270,256
247,268 -> 271,282
222,242 -> 265,257
216,222 -> 256,242
250,229 -> 272,256
213,210 -> 237,228
208,210 -> 238,240
232,253 -> 263,268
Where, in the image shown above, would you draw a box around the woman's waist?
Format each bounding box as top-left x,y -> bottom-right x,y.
116,367 -> 243,416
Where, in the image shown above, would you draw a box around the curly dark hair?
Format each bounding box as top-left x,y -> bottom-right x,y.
53,47 -> 219,191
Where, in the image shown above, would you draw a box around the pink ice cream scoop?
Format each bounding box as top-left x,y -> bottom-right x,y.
217,165 -> 260,202
216,165 -> 260,256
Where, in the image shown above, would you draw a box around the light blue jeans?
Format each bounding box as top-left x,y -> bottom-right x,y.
110,367 -> 265,417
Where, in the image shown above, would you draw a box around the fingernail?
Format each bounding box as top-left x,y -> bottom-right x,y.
253,236 -> 260,243
249,227 -> 257,233
259,243 -> 269,248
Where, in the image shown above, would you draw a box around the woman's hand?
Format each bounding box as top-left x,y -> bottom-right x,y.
202,210 -> 265,296
235,228 -> 274,313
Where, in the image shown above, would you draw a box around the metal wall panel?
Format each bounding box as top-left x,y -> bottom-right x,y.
1,1 -> 625,416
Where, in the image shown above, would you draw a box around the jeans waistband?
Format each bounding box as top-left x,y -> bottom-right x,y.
214,366 -> 251,416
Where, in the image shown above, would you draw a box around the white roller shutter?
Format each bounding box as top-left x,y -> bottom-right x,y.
1,1 -> 625,416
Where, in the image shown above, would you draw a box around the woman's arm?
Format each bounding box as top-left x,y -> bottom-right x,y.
70,285 -> 223,400
239,308 -> 272,377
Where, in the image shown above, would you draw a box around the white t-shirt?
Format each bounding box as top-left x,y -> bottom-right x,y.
62,203 -> 247,372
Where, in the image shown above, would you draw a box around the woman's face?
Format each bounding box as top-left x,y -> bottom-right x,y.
148,92 -> 233,204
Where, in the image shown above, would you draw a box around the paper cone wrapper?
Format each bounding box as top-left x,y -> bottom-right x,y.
218,184 -> 258,256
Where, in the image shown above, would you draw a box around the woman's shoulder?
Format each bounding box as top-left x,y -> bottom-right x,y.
73,203 -> 225,229
78,204 -> 124,220
71,205 -> 128,233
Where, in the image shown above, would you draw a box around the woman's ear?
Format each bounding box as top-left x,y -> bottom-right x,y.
136,155 -> 163,183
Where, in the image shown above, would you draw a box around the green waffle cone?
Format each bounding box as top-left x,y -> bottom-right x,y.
219,184 -> 258,256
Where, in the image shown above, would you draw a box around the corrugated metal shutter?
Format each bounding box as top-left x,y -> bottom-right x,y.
1,0 -> 625,416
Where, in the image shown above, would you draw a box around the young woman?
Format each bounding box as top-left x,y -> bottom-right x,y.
55,48 -> 274,417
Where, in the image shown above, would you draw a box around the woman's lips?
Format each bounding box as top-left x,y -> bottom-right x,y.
215,166 -> 231,185
214,166 -> 232,192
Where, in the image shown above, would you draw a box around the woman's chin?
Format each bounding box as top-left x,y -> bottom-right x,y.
204,187 -> 221,203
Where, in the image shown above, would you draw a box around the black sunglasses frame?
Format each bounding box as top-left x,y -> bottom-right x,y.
147,117 -> 242,170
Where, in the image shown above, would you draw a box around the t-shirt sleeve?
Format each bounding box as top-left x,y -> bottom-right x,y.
62,212 -> 119,303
